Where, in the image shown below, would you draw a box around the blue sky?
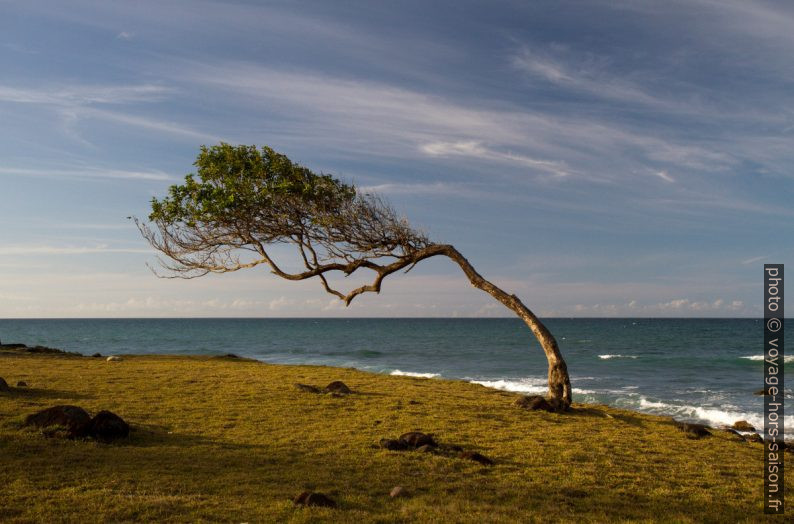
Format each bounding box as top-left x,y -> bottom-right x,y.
0,0 -> 791,318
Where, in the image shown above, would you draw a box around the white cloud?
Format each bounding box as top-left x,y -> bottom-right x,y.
0,84 -> 172,105
420,140 -> 571,177
0,166 -> 175,181
654,170 -> 675,183
0,245 -> 151,256
116,31 -> 134,40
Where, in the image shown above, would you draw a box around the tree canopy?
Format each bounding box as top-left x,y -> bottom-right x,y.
138,143 -> 572,409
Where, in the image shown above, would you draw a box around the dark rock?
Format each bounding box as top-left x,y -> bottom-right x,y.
293,491 -> 336,508
744,433 -> 763,443
324,381 -> 352,395
446,444 -> 464,453
459,451 -> 494,466
732,420 -> 756,432
399,431 -> 437,448
16,381 -> 28,387
408,400 -> 421,405
0,343 -> 27,349
674,421 -> 711,438
0,377 -> 10,392
514,395 -> 554,412
87,410 -> 130,442
295,383 -> 321,394
91,353 -> 103,358
380,438 -> 408,451
23,405 -> 91,438
754,388 -> 772,396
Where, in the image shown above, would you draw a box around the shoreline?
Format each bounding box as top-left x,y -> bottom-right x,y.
1,348 -> 791,521
1,341 -> 781,440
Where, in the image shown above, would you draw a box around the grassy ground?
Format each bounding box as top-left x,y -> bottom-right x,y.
0,351 -> 788,523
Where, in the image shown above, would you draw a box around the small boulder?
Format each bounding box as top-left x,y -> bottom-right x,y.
754,388 -> 771,396
91,353 -> 103,358
0,377 -> 10,392
514,395 -> 553,412
389,486 -> 404,498
106,356 -> 122,362
459,451 -> 494,466
732,420 -> 755,432
87,410 -> 130,442
399,431 -> 436,448
16,381 -> 28,387
324,381 -> 352,395
293,491 -> 336,508
674,421 -> 711,438
380,438 -> 408,451
23,405 -> 91,438
295,383 -> 321,394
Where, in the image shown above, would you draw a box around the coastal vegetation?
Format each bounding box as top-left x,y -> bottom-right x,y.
1,348 -> 788,522
136,144 -> 571,408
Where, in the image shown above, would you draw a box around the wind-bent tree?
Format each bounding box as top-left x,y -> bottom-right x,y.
137,144 -> 572,409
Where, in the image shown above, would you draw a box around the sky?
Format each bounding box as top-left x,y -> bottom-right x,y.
0,0 -> 791,318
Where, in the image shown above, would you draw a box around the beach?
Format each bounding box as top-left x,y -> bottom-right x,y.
1,348 -> 789,522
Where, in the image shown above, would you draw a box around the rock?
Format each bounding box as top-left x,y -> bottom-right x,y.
674,421 -> 711,438
416,444 -> 435,453
459,451 -> 494,466
0,377 -> 10,392
324,381 -> 352,395
87,410 -> 130,442
91,353 -> 103,358
106,356 -> 122,362
295,383 -> 321,394
754,388 -> 771,396
16,381 -> 28,387
293,491 -> 336,508
744,433 -> 763,443
389,486 -> 404,498
23,405 -> 91,438
514,395 -> 554,412
380,438 -> 408,451
399,431 -> 437,448
732,420 -> 755,432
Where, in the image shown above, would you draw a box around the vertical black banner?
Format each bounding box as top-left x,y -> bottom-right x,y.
764,264 -> 784,514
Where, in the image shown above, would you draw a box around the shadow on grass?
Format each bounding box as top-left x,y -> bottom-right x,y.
5,387 -> 94,401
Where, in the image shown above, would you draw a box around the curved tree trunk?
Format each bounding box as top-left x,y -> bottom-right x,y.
436,245 -> 572,410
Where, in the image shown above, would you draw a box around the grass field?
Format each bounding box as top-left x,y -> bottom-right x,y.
0,350 -> 788,523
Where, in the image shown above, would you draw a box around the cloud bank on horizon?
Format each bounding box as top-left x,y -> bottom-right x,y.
0,0 -> 791,318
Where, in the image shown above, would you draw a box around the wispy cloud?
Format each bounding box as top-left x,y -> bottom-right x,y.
420,140 -> 572,177
116,31 -> 134,40
0,84 -> 172,105
741,255 -> 768,265
0,245 -> 151,256
0,166 -> 175,181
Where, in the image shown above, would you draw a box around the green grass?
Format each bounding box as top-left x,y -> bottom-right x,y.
0,351 -> 788,523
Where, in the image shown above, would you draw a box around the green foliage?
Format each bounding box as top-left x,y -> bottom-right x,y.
149,143 -> 355,230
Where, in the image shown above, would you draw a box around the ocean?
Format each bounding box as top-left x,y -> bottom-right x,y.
1,317 -> 789,437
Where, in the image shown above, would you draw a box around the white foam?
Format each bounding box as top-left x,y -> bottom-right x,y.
390,369 -> 440,378
740,355 -> 794,363
598,354 -> 639,360
626,396 -> 794,439
473,378 -> 594,395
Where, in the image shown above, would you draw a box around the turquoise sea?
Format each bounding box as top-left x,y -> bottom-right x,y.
0,318 -> 789,437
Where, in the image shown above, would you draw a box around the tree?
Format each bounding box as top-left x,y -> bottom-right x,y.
137,143 -> 572,410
